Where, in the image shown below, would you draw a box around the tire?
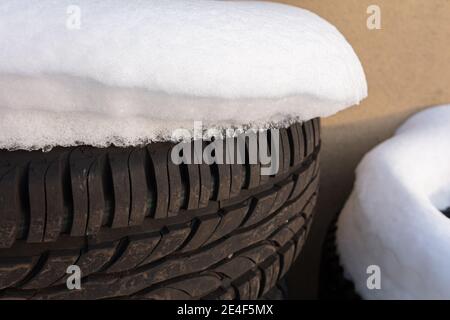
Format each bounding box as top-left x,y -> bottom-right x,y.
260,279 -> 288,300
0,119 -> 320,300
319,214 -> 360,300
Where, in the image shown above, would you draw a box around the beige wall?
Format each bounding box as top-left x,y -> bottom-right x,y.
280,0 -> 450,225
270,0 -> 450,297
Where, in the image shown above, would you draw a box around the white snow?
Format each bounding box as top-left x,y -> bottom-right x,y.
337,104 -> 450,299
0,0 -> 367,150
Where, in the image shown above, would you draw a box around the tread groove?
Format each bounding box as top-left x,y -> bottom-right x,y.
98,238 -> 129,272
14,252 -> 48,288
19,164 -> 31,241
103,154 -> 116,228
143,147 -> 157,219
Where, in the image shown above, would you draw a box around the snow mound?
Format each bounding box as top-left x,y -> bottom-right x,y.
0,0 -> 367,150
337,105 -> 450,299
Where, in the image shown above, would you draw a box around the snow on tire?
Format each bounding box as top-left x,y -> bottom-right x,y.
337,105 -> 450,299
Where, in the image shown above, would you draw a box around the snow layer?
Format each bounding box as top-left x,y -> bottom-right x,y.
337,105 -> 450,299
0,0 -> 367,150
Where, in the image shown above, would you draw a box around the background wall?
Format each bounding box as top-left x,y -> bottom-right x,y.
269,0 -> 450,298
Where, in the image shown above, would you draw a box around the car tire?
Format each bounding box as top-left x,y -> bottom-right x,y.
0,120 -> 320,299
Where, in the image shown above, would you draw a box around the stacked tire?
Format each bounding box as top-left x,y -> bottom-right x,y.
319,215 -> 360,300
0,119 -> 321,300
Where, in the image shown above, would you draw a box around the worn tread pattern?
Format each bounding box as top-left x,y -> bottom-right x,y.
0,120 -> 320,299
